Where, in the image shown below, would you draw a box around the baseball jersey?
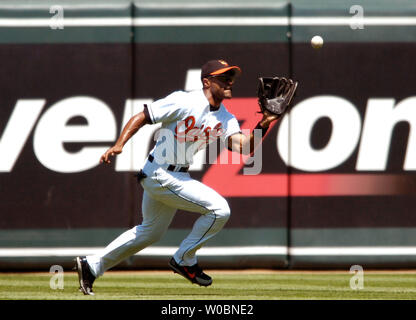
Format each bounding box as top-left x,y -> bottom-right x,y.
145,89 -> 241,166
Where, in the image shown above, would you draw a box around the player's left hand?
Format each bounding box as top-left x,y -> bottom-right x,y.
257,76 -> 298,121
100,145 -> 123,164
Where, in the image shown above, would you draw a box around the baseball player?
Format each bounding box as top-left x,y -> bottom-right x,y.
75,59 -> 297,295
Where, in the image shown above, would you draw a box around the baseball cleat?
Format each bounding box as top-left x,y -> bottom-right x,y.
168,257 -> 212,287
76,256 -> 96,295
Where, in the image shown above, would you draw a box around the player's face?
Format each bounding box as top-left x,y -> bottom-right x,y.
208,73 -> 235,100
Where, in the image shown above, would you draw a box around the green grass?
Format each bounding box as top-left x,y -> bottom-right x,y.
0,270 -> 416,300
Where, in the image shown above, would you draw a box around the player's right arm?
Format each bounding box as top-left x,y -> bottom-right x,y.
100,91 -> 186,164
100,111 -> 151,164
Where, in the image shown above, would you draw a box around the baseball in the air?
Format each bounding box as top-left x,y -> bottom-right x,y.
311,35 -> 324,49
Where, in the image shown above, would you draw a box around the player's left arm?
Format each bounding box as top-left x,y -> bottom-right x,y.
228,76 -> 299,155
227,110 -> 279,155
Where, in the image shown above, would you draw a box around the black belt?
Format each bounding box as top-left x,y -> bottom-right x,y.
148,155 -> 189,173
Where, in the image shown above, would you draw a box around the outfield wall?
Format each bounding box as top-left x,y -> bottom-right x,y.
1,0 -> 416,270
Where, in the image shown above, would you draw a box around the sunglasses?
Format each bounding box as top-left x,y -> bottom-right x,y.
209,74 -> 236,84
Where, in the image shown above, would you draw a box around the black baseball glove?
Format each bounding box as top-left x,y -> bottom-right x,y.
257,77 -> 298,117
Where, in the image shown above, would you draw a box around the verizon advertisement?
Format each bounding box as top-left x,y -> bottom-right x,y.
1,42 -> 416,231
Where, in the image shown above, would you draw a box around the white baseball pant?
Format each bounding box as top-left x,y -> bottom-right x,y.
86,159 -> 231,278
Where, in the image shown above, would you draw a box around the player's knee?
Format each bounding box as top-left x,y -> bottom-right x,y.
216,199 -> 231,221
148,229 -> 168,244
134,225 -> 165,246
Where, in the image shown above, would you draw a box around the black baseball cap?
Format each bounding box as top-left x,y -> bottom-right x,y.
201,59 -> 242,79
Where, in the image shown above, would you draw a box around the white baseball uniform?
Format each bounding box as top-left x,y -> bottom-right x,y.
86,89 -> 241,277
